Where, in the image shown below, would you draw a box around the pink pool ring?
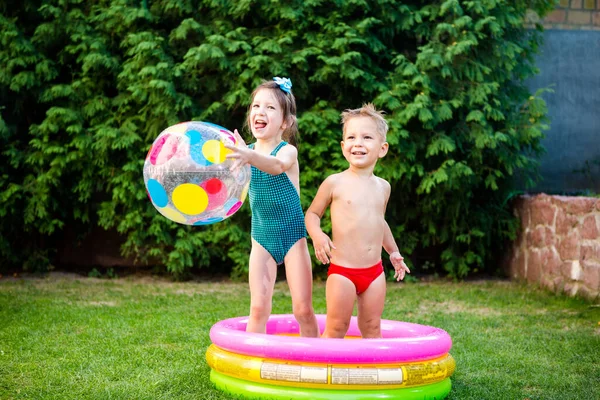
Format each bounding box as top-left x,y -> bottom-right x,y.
210,314 -> 452,364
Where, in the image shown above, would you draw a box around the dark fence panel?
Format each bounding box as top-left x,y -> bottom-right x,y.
527,30 -> 600,193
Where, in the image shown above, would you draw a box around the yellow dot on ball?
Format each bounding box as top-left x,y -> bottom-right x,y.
172,184 -> 208,215
158,207 -> 187,224
202,140 -> 231,164
240,182 -> 250,203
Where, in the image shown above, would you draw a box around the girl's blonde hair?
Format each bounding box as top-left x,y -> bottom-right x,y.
340,103 -> 388,141
246,80 -> 298,147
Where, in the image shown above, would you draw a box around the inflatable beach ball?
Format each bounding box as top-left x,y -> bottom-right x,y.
143,121 -> 250,225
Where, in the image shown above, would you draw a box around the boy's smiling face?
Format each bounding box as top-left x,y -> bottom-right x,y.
341,116 -> 388,169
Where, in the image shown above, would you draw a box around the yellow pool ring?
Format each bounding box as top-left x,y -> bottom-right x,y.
206,344 -> 455,390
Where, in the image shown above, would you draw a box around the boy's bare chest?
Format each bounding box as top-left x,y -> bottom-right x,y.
333,183 -> 385,211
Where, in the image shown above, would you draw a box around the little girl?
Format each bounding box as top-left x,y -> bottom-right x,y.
224,77 -> 319,337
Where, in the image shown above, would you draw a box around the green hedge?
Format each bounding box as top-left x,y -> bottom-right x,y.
0,0 -> 554,278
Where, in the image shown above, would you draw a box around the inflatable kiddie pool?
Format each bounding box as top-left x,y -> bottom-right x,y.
207,314 -> 455,399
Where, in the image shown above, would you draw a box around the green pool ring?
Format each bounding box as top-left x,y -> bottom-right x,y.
210,370 -> 452,400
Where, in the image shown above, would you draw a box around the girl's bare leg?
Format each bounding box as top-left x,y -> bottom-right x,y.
357,273 -> 386,338
246,239 -> 278,333
284,238 -> 319,337
322,274 -> 356,338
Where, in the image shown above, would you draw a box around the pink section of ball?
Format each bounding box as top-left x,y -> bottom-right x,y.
149,134 -> 178,165
221,130 -> 236,144
225,201 -> 242,216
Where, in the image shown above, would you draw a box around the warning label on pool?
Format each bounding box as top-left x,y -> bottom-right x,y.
331,367 -> 403,385
260,363 -> 404,385
260,363 -> 328,384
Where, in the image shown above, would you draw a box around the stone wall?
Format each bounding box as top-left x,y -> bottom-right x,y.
507,194 -> 600,301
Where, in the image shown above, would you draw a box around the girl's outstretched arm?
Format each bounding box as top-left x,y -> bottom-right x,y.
224,130 -> 296,175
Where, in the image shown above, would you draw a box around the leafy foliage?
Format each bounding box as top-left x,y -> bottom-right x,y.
0,0 -> 554,277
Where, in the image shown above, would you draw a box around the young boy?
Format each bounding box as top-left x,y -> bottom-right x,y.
305,103 -> 410,339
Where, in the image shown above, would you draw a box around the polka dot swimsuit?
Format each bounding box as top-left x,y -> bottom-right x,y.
249,142 -> 307,264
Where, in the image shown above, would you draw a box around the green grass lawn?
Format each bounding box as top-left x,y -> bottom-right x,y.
0,273 -> 598,399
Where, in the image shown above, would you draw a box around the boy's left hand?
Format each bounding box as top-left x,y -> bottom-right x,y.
390,252 -> 410,281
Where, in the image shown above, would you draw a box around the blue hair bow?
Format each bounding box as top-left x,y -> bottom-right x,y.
273,77 -> 292,94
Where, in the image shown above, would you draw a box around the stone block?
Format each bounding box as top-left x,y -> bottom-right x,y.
561,261 -> 575,278
595,12 -> 600,27
571,0 -> 583,8
566,197 -> 596,215
584,0 -> 596,9
558,232 -> 580,260
527,250 -> 542,283
571,260 -> 583,281
581,215 -> 599,240
568,10 -> 592,25
582,243 -> 600,261
545,9 -> 567,23
582,262 -> 600,291
544,226 -> 557,247
542,248 -> 562,276
527,226 -> 546,248
551,195 -> 569,206
555,209 -> 578,235
530,201 -> 556,226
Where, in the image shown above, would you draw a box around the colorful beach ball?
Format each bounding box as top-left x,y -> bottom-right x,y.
143,121 -> 250,225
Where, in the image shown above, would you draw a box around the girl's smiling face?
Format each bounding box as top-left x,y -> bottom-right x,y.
249,89 -> 287,141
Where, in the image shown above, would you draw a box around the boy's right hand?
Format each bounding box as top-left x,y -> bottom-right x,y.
390,252 -> 410,281
312,232 -> 336,264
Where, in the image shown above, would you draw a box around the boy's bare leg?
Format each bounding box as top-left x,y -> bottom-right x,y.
322,275 -> 357,338
246,239 -> 278,334
357,273 -> 386,338
284,238 -> 319,337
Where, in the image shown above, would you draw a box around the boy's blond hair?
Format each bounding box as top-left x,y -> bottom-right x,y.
340,103 -> 388,141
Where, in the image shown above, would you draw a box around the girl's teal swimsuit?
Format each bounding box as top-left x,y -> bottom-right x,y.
248,141 -> 307,265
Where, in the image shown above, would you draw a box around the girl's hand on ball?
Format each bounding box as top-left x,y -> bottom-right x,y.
224,129 -> 250,171
232,129 -> 246,147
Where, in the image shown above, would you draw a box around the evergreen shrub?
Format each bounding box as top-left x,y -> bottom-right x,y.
0,0 -> 555,277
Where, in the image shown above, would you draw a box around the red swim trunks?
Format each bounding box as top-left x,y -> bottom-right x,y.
327,260 -> 384,294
